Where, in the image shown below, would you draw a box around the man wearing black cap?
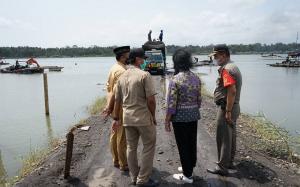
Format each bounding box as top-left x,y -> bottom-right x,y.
103,46 -> 130,172
207,44 -> 242,175
113,48 -> 158,187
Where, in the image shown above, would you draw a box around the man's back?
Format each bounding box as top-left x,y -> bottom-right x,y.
116,66 -> 156,126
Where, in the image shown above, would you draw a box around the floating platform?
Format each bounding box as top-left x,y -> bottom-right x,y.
41,66 -> 64,72
267,63 -> 300,67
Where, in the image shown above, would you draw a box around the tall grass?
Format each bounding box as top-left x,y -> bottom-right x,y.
5,137 -> 62,186
88,97 -> 107,115
241,113 -> 300,164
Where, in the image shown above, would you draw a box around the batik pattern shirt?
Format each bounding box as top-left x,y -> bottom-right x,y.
167,71 -> 201,122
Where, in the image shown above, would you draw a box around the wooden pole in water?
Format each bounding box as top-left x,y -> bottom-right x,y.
64,131 -> 74,179
43,73 -> 50,115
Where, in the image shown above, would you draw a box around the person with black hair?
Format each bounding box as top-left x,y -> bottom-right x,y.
103,46 -> 130,172
207,44 -> 242,176
165,49 -> 202,184
114,48 -> 158,187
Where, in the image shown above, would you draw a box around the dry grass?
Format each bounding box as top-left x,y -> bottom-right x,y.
240,113 -> 300,164
5,137 -> 62,186
88,97 -> 107,115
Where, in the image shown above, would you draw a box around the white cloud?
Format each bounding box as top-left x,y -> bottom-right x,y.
0,0 -> 299,47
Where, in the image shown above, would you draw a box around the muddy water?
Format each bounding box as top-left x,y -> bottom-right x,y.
0,57 -> 112,181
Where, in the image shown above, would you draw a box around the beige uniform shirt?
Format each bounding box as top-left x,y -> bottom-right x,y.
106,61 -> 127,118
115,65 -> 156,126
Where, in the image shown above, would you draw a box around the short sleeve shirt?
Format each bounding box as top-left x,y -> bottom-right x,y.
106,61 -> 127,118
214,61 -> 242,104
115,65 -> 156,126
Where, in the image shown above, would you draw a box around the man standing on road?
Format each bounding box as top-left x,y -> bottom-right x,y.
113,48 -> 159,187
103,46 -> 130,172
207,44 -> 242,176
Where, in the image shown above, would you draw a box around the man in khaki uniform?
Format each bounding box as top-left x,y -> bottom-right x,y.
207,44 -> 242,176
113,48 -> 159,187
103,46 -> 130,171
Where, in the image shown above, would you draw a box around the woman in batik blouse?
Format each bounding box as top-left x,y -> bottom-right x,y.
165,49 -> 202,184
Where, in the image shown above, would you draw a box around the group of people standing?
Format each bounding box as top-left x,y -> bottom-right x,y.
102,44 -> 242,187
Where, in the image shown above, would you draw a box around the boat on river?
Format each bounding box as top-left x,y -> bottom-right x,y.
0,58 -> 9,65
267,51 -> 300,67
0,65 -> 44,74
261,53 -> 286,60
0,58 -> 64,74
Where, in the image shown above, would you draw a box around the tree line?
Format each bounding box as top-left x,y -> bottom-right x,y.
0,43 -> 299,58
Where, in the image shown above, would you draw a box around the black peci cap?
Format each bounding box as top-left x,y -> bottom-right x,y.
129,48 -> 148,60
113,46 -> 130,56
209,44 -> 230,57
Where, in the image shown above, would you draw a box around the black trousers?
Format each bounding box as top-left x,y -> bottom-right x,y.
172,121 -> 198,177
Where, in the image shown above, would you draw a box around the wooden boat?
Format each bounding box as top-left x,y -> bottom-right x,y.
0,62 -> 9,65
261,53 -> 286,60
0,59 -> 9,65
0,65 -> 44,74
267,51 -> 300,67
267,63 -> 300,67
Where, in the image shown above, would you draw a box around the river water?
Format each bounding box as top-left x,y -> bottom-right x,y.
0,55 -> 299,181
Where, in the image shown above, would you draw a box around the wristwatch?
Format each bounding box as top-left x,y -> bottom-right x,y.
113,117 -> 119,121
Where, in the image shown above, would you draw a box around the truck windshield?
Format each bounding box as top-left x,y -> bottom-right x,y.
146,53 -> 163,62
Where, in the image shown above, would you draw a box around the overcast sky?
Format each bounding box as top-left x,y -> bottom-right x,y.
0,0 -> 299,47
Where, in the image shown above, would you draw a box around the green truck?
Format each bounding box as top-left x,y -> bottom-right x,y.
142,41 -> 166,75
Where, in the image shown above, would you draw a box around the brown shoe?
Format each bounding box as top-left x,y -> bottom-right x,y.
120,165 -> 129,171
114,163 -> 120,168
207,166 -> 229,176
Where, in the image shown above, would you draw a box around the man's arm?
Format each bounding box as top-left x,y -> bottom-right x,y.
147,95 -> 156,125
226,84 -> 236,124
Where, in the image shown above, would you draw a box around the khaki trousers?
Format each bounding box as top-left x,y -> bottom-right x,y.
216,104 -> 240,168
125,125 -> 156,184
110,123 -> 127,169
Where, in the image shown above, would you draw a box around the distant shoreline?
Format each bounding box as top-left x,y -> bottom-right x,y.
1,43 -> 298,58
1,53 -> 289,59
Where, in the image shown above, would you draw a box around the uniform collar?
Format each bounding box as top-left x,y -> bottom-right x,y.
127,64 -> 141,69
218,60 -> 232,73
117,61 -> 127,69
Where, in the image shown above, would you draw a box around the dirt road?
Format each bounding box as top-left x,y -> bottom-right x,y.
16,75 -> 300,187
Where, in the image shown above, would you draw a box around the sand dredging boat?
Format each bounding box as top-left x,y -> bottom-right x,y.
267,51 -> 300,68
0,58 -> 64,74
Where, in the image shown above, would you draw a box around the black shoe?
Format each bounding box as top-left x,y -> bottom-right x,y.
129,181 -> 136,186
207,166 -> 229,176
136,179 -> 159,187
228,162 -> 236,170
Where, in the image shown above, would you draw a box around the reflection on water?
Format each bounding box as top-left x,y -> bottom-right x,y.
0,57 -> 111,178
45,116 -> 54,146
0,151 -> 8,186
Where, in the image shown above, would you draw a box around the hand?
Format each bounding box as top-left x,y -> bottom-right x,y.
153,118 -> 157,126
165,121 -> 171,132
225,111 -> 233,125
111,120 -> 120,133
101,108 -> 111,122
